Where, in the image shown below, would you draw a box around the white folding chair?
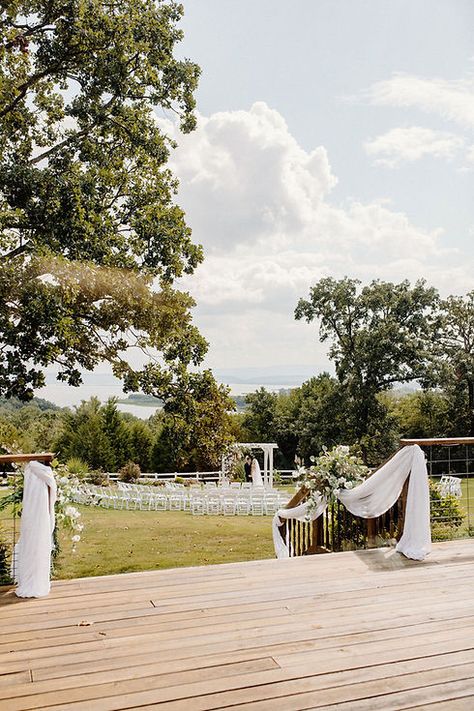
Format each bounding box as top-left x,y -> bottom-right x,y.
191,497 -> 206,515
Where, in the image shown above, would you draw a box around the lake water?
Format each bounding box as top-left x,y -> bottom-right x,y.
36,382 -> 295,419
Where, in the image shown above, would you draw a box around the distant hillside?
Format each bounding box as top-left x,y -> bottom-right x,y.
117,393 -> 163,407
0,396 -> 61,411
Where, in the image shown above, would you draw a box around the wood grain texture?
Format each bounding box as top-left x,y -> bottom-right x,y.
0,539 -> 473,710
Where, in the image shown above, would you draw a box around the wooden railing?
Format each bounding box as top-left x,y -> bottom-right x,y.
278,436 -> 474,557
278,450 -> 409,557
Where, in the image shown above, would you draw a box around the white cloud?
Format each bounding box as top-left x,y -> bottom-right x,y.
367,72 -> 474,129
364,126 -> 464,167
158,102 -> 337,250
466,144 -> 474,164
157,102 -> 471,369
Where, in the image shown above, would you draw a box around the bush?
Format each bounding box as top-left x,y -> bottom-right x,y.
430,478 -> 465,540
66,457 -> 89,477
119,461 -> 141,483
87,470 -> 109,486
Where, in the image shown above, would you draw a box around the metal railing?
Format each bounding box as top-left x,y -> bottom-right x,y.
279,438 -> 474,557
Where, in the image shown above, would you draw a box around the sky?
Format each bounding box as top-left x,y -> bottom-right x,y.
153,0 -> 474,378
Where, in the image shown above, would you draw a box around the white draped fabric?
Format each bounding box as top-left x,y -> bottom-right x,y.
273,445 -> 431,561
251,458 -> 264,487
14,461 -> 57,598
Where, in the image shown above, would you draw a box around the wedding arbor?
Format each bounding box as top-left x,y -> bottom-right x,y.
221,442 -> 278,486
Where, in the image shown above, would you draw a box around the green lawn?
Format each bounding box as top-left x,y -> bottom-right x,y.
54,506 -> 276,579
2,476 -> 473,582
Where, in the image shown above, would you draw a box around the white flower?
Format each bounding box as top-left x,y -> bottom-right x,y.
72,535 -> 81,543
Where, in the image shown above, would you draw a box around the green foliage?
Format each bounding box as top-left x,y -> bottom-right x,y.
0,0 -> 207,401
0,477 -> 23,516
0,402 -> 64,453
383,390 -> 451,439
429,478 -> 465,540
296,277 -> 439,461
86,470 -> 109,486
0,396 -> 59,411
129,421 -> 153,472
56,398 -> 117,470
101,398 -> 131,469
287,375 -> 352,462
431,292 -> 474,435
242,388 -> 278,442
295,445 -> 369,509
0,524 -> 11,585
65,457 -> 89,476
150,370 -> 235,471
118,460 -> 141,483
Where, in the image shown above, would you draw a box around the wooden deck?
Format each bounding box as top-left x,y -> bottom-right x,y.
0,540 -> 474,710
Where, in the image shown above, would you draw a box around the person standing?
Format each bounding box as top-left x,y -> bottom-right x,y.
244,455 -> 252,483
250,456 -> 263,487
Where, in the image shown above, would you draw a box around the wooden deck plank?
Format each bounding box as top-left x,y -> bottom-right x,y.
2,593 -> 473,653
30,662 -> 474,710
406,699 -> 474,710
0,541 -> 472,710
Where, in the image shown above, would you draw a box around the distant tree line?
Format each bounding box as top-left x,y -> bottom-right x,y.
234,279 -> 474,466
0,388 -> 233,473
0,277 -> 472,471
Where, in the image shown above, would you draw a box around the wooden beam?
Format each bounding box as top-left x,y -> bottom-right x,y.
0,453 -> 55,464
400,438 -> 474,446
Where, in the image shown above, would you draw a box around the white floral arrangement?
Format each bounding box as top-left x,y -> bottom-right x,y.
53,463 -> 84,552
293,445 -> 369,513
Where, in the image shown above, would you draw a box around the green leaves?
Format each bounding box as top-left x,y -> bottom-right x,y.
0,2 -> 207,401
296,277 -> 439,459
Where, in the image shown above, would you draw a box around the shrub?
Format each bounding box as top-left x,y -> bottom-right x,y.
119,461 -> 141,483
66,457 -> 89,477
430,478 -> 465,541
87,470 -> 109,486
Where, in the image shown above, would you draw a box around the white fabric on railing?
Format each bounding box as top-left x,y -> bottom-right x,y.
14,461 -> 57,598
272,445 -> 431,561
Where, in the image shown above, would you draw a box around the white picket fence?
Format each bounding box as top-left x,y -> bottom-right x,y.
71,481 -> 292,516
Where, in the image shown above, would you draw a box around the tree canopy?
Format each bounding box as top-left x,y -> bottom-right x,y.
0,1 -> 208,401
295,277 -> 439,459
434,292 -> 474,435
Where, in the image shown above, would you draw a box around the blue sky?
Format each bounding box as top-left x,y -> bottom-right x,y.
151,0 -> 473,375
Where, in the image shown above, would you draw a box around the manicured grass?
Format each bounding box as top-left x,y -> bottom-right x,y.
55,506 -> 276,579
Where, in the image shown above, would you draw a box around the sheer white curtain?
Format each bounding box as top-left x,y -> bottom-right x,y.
273,445 -> 431,561
14,461 -> 57,598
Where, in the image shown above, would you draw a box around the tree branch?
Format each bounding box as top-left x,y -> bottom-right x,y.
0,243 -> 30,262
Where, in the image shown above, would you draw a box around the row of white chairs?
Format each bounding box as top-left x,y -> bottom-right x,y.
439,475 -> 462,498
71,483 -> 290,516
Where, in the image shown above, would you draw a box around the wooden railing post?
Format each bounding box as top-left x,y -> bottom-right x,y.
366,518 -> 377,548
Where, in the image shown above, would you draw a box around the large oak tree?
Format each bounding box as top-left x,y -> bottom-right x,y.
295,277 -> 439,460
0,1 -> 234,455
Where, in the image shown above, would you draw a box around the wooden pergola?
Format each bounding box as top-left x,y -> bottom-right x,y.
221,442 -> 278,487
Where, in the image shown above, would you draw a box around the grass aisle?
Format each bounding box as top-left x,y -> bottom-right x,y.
56,506 -> 276,579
